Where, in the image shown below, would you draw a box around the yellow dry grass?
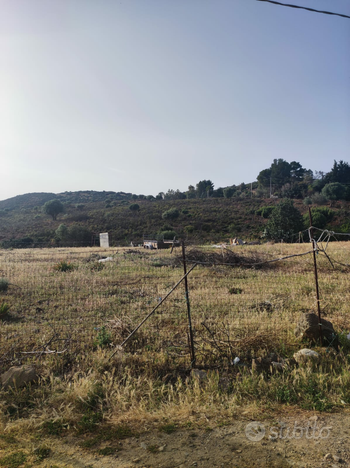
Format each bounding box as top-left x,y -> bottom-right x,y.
0,242 -> 350,441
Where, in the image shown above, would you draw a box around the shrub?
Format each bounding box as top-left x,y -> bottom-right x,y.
90,262 -> 104,272
311,193 -> 327,205
304,207 -> 334,229
158,230 -> 177,240
256,206 -> 275,218
303,197 -> 312,206
162,208 -> 180,220
129,203 -> 140,212
68,225 -> 92,246
184,225 -> 194,233
264,199 -> 304,242
322,182 -> 347,201
94,326 -> 112,348
0,279 -> 9,292
338,331 -> 350,354
159,423 -> 177,434
53,261 -> 75,272
0,451 -> 27,467
0,303 -> 10,318
34,446 -> 51,461
55,224 -> 69,241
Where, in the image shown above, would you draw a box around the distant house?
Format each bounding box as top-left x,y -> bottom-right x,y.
143,235 -> 180,250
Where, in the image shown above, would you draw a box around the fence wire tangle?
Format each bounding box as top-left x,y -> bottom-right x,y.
1,239 -> 350,371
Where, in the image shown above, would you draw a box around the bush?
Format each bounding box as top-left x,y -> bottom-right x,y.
322,182 -> 347,201
0,279 -> 9,292
162,208 -> 180,220
256,206 -> 275,218
304,207 -> 334,229
129,203 -> 140,212
311,193 -> 328,205
94,326 -> 112,348
303,197 -> 312,206
0,303 -> 10,318
1,237 -> 34,249
53,261 -> 75,272
264,199 -> 304,242
338,331 -> 350,354
68,225 -> 92,246
158,230 -> 177,240
55,224 -> 69,241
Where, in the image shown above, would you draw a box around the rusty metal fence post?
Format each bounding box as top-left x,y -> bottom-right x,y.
308,207 -> 323,346
182,241 -> 196,367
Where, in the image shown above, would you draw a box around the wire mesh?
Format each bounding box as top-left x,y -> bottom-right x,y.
0,239 -> 350,370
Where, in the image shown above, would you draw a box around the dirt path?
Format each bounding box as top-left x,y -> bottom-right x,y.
31,412 -> 350,468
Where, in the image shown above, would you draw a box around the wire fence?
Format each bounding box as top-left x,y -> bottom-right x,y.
1,232 -> 350,371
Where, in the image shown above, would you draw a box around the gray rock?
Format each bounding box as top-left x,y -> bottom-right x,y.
1,365 -> 37,389
293,349 -> 319,365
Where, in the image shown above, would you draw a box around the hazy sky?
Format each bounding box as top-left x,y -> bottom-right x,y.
1,0 -> 349,200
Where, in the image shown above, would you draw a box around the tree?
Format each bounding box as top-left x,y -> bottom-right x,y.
289,161 -> 305,181
223,187 -> 235,198
212,187 -> 224,198
43,199 -> 64,220
186,185 -> 196,199
257,168 -> 271,189
264,199 -> 304,242
164,189 -> 186,200
257,159 -> 310,196
324,160 -> 350,185
321,182 -> 347,201
196,180 -> 214,198
270,159 -> 293,187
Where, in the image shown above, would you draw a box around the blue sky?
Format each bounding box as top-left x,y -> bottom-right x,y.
1,0 -> 349,200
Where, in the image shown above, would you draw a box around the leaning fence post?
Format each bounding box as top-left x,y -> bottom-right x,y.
182,241 -> 196,367
308,207 -> 323,346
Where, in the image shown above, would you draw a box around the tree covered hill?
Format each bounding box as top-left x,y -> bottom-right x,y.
1,159 -> 349,247
0,191 -> 349,248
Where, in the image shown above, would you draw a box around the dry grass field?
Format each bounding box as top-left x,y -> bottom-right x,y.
1,242 -> 350,467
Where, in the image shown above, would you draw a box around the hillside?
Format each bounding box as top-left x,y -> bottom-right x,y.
0,191 -> 349,247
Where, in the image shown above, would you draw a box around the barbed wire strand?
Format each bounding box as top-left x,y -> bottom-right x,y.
256,0 -> 350,19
